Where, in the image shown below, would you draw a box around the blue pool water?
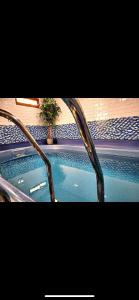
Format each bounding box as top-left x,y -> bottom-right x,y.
0,150 -> 139,202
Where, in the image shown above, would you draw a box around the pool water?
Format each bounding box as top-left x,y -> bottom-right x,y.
0,151 -> 139,202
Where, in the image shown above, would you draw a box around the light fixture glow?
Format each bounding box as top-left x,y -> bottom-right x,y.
18,178 -> 24,184
30,182 -> 47,194
73,184 -> 79,187
16,98 -> 39,107
120,98 -> 127,102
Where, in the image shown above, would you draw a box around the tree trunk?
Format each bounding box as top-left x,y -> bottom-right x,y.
48,125 -> 52,139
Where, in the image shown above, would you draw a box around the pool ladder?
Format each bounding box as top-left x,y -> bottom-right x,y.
0,98 -> 104,202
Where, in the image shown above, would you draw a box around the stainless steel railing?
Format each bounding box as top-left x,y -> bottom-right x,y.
0,187 -> 11,202
0,109 -> 55,202
62,98 -> 104,202
0,98 -> 104,202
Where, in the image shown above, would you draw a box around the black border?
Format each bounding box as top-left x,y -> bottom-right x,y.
0,71 -> 139,298
1,202 -> 139,299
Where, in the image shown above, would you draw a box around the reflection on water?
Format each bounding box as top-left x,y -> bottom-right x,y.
0,151 -> 139,202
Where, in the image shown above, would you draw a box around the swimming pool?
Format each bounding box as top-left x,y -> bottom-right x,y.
0,146 -> 139,202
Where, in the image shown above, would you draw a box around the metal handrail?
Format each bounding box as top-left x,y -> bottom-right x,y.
0,109 -> 55,202
0,99 -> 104,202
0,187 -> 11,202
62,98 -> 104,202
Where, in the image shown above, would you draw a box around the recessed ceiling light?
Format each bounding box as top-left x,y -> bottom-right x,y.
16,98 -> 40,108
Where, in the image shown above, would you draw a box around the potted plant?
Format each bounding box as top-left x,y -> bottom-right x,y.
39,98 -> 61,145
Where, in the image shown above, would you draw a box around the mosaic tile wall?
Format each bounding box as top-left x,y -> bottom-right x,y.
0,116 -> 139,147
0,125 -> 48,145
54,116 -> 139,140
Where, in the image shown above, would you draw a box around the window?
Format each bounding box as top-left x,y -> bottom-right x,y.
15,98 -> 40,108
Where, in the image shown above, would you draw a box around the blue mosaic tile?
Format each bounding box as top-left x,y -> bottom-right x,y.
55,116 -> 139,140
0,125 -> 48,145
0,116 -> 139,145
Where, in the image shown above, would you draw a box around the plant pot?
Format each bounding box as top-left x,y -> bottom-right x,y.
47,138 -> 53,145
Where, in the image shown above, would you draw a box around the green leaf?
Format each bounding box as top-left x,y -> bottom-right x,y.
39,98 -> 61,126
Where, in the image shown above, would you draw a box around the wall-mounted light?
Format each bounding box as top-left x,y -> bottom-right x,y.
120,98 -> 127,102
15,98 -> 40,108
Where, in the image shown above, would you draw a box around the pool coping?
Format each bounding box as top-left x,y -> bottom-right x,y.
0,176 -> 34,202
42,145 -> 139,157
0,144 -> 138,158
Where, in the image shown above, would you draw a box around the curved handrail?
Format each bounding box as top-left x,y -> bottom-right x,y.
0,109 -> 55,202
62,98 -> 104,202
0,187 -> 11,202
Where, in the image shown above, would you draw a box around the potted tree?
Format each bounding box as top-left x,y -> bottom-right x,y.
39,98 -> 61,145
